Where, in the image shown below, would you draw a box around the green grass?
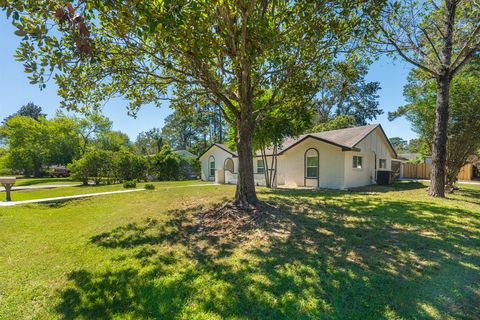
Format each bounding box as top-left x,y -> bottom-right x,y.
0,181 -> 479,319
3,180 -> 207,202
14,177 -> 78,186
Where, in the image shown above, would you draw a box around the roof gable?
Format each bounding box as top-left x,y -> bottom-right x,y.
200,124 -> 397,159
259,124 -> 386,156
198,143 -> 237,159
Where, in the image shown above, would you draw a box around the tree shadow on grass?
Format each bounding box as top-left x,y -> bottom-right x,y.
55,189 -> 480,319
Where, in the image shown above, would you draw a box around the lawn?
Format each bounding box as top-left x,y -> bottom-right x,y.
2,180 -> 208,202
0,181 -> 478,319
14,177 -> 78,186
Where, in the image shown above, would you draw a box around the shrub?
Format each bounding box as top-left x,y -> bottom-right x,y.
179,156 -> 201,180
69,149 -> 116,185
123,180 -> 137,189
144,183 -> 155,190
70,149 -> 150,185
149,145 -> 181,181
114,151 -> 148,182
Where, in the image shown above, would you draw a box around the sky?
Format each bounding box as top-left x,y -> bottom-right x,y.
0,18 -> 417,141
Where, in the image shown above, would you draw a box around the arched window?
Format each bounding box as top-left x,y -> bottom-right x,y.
305,148 -> 319,179
224,158 -> 234,173
209,156 -> 215,177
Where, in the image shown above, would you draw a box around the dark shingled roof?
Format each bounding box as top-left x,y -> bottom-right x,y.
257,124 -> 396,157
200,124 -> 397,159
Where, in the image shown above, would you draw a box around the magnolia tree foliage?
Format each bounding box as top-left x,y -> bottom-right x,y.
2,0 -> 384,206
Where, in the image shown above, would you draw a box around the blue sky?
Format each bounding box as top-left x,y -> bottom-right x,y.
0,18 -> 416,141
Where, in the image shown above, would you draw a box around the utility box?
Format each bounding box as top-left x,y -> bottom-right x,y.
376,170 -> 392,185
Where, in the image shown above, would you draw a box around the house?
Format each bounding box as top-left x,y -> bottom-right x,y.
198,124 -> 397,189
173,149 -> 197,158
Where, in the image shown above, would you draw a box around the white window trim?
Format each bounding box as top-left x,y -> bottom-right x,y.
209,156 -> 215,177
353,155 -> 364,170
256,159 -> 265,174
379,158 -> 387,169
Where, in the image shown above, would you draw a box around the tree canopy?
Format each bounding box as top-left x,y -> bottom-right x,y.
391,61 -> 480,188
2,102 -> 46,123
375,0 -> 480,197
2,0 -> 384,206
313,61 -> 382,126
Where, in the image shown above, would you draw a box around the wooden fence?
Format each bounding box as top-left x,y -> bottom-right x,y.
402,163 -> 473,180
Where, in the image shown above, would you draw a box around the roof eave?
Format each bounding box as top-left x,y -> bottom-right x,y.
277,135 -> 354,155
197,143 -> 237,159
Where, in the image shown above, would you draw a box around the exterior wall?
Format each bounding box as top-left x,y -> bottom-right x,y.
201,126 -> 395,189
280,138 -> 345,189
343,127 -> 395,188
199,147 -> 236,181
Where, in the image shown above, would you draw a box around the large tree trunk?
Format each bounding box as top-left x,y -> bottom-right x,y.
429,0 -> 456,197
33,159 -> 42,178
235,108 -> 258,207
429,75 -> 450,197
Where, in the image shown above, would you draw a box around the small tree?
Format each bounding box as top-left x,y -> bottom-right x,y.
1,116 -> 50,177
179,157 -> 201,180
135,128 -> 164,156
253,93 -> 314,188
114,151 -> 148,182
69,149 -> 115,185
149,145 -> 181,181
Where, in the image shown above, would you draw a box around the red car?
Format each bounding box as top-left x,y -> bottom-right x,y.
51,168 -> 71,178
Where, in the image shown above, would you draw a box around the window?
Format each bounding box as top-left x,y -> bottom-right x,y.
209,156 -> 215,177
353,156 -> 363,169
305,149 -> 319,178
257,159 -> 265,174
379,159 -> 387,169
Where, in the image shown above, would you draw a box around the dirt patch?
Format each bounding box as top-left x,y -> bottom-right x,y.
193,201 -> 280,241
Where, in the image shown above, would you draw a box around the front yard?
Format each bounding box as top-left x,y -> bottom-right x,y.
0,181 -> 479,319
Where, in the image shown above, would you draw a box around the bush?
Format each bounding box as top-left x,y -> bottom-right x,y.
114,151 -> 148,182
149,145 -> 181,181
179,156 -> 201,180
69,149 -> 150,185
144,183 -> 155,190
69,149 -> 115,185
123,180 -> 137,189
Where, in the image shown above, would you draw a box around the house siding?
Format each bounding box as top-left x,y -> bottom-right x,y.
280,138 -> 345,189
343,127 -> 394,188
200,126 -> 395,189
199,147 -> 237,181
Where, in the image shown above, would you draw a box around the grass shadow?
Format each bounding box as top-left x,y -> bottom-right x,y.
55,187 -> 480,319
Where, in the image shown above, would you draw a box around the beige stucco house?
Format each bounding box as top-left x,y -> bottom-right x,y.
199,124 -> 397,189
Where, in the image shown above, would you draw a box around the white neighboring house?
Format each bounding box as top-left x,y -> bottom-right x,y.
199,124 -> 397,189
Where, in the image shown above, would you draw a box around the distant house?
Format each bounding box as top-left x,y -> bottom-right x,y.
199,124 -> 397,189
173,150 -> 197,158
